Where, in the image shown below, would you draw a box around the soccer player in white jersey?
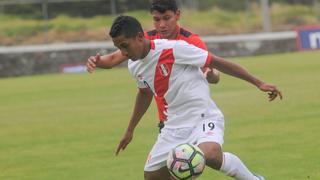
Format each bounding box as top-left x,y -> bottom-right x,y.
110,15 -> 282,180
87,0 -> 220,133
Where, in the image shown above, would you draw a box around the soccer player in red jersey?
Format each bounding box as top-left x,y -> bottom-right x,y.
86,0 -> 219,84
110,15 -> 282,180
87,0 -> 219,130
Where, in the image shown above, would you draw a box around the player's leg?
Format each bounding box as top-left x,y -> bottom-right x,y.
144,166 -> 173,180
198,142 -> 260,180
144,127 -> 193,180
198,141 -> 223,169
195,116 -> 262,180
144,142 -> 172,180
220,151 -> 263,180
194,115 -> 224,170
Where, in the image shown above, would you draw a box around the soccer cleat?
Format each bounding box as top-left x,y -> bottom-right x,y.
254,174 -> 265,180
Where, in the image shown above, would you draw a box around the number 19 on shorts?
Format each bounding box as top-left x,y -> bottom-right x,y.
202,121 -> 215,132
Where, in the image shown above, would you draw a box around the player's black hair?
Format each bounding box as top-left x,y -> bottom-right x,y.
150,0 -> 178,13
109,15 -> 143,38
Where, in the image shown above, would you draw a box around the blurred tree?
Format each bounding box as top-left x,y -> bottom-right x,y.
270,0 -> 314,5
198,0 -> 247,11
315,0 -> 320,21
2,4 -> 43,19
124,0 -> 149,11
0,0 -> 131,19
0,0 -> 316,18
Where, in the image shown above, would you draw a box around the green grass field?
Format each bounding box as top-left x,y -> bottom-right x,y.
0,51 -> 319,180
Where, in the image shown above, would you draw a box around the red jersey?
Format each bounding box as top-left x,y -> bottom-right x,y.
144,26 -> 207,51
143,26 -> 208,122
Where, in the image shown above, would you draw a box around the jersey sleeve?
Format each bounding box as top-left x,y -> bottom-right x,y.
130,75 -> 149,89
128,61 -> 149,89
136,77 -> 149,89
173,40 -> 213,68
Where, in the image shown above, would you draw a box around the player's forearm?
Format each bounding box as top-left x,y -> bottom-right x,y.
126,89 -> 153,133
97,50 -> 128,69
96,54 -> 115,69
210,56 -> 263,88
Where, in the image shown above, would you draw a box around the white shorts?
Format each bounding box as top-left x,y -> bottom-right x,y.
144,115 -> 224,172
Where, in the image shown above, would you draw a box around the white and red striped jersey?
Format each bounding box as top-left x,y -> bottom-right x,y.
128,39 -> 223,128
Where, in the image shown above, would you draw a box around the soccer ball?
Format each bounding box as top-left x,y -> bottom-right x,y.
167,143 -> 206,180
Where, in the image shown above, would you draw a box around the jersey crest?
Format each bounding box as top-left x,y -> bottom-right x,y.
158,63 -> 170,77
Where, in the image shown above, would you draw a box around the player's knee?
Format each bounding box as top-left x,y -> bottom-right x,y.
144,168 -> 172,180
144,171 -> 155,180
205,150 -> 223,170
144,173 -> 171,180
144,171 -> 149,180
198,142 -> 223,170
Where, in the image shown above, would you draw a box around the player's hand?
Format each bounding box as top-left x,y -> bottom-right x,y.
116,130 -> 133,156
204,67 -> 220,84
203,67 -> 211,77
258,83 -> 283,101
86,53 -> 101,73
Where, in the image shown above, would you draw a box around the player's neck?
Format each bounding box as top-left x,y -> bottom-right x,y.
171,25 -> 180,39
161,25 -> 180,39
141,39 -> 151,59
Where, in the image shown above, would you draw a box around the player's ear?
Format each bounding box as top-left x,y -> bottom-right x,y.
175,10 -> 181,21
137,32 -> 144,41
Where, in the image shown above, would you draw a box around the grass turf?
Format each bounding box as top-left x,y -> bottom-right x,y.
0,51 -> 319,179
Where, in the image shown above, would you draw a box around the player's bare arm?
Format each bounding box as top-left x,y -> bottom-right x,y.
86,50 -> 128,73
116,88 -> 153,155
210,55 -> 282,101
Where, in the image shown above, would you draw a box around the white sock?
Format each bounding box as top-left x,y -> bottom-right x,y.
220,152 -> 258,180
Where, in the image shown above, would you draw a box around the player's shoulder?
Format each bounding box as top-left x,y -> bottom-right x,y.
153,39 -> 177,49
178,27 -> 206,50
154,40 -> 196,57
179,27 -> 201,39
144,29 -> 159,40
146,29 -> 157,36
153,39 -> 191,49
179,27 -> 193,38
128,59 -> 139,71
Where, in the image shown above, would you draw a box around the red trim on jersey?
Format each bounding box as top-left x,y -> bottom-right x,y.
150,40 -> 155,50
154,97 -> 167,122
154,49 -> 175,122
144,30 -> 160,40
144,27 -> 207,50
204,52 -> 213,67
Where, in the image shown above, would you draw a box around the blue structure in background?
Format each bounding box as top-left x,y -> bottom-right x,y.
296,26 -> 320,51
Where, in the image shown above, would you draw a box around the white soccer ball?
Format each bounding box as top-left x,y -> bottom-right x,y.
167,143 -> 206,180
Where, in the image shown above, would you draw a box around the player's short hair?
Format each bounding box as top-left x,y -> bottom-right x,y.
150,0 -> 178,13
109,15 -> 143,38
